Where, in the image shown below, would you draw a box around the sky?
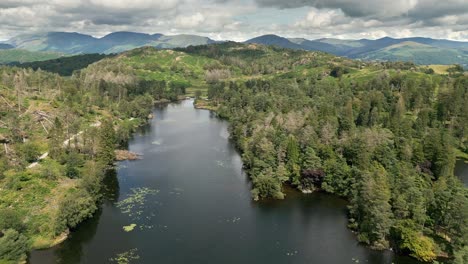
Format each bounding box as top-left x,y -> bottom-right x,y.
1,0 -> 468,41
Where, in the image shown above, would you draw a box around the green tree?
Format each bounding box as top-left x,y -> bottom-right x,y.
353,164 -> 393,249
48,117 -> 65,160
302,147 -> 321,170
392,220 -> 436,262
0,209 -> 24,232
453,246 -> 468,264
0,229 -> 29,262
286,135 -> 300,185
251,173 -> 284,201
97,119 -> 116,167
54,189 -> 97,235
20,141 -> 41,163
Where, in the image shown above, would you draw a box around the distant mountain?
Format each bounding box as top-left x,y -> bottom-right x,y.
3,31 -> 468,65
245,35 -> 303,50
3,31 -> 219,55
153,34 -> 217,48
245,35 -> 468,66
0,43 -> 14,50
7,32 -> 99,53
359,41 -> 468,65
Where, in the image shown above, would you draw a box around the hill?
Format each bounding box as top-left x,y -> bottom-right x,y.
246,35 -> 468,66
0,42 -> 466,263
0,49 -> 63,64
359,41 -> 468,65
3,32 -> 467,66
3,31 -> 218,55
10,53 -> 111,76
245,35 -> 304,50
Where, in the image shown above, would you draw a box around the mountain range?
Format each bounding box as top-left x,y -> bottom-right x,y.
3,32 -> 217,54
1,32 -> 468,66
246,34 -> 468,66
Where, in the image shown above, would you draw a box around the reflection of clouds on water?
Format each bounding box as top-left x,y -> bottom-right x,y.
159,118 -> 176,123
226,217 -> 241,223
169,188 -> 184,196
148,144 -> 184,153
216,160 -> 234,169
286,250 -> 299,256
219,126 -> 229,139
211,146 -> 226,153
152,139 -> 163,145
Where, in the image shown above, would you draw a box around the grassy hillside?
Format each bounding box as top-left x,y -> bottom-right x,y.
0,49 -> 63,64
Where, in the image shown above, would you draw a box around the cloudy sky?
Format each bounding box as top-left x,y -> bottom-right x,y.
1,0 -> 468,41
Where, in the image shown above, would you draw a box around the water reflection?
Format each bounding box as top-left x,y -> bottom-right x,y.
29,100 -> 424,264
454,159 -> 468,186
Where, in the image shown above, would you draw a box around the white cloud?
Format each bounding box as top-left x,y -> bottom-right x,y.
0,0 -> 467,41
296,8 -> 345,28
176,12 -> 205,28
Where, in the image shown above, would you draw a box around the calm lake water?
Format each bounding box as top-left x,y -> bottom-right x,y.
30,100 -> 422,264
455,159 -> 468,186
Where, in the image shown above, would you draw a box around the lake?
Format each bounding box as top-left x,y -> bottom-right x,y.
30,100 -> 421,264
455,159 -> 468,186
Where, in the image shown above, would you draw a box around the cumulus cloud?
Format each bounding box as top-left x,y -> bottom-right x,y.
0,0 -> 467,41
256,0 -> 419,18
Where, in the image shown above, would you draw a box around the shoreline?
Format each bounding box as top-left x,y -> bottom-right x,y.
27,104 -> 160,253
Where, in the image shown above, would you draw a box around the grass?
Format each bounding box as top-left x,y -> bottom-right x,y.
428,65 -> 452,75
0,49 -> 64,64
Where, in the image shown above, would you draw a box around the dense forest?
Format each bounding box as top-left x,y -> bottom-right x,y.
185,43 -> 467,263
9,54 -> 112,76
0,57 -> 186,262
0,42 -> 467,263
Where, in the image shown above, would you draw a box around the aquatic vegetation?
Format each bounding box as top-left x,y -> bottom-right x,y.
110,248 -> 140,264
115,187 -> 158,216
123,224 -> 137,232
115,187 -> 158,231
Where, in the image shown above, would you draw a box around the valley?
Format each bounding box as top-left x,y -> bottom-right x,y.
0,42 -> 466,263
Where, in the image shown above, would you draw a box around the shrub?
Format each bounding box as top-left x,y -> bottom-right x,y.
0,229 -> 29,262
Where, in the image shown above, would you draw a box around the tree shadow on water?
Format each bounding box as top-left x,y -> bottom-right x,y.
52,169 -> 120,264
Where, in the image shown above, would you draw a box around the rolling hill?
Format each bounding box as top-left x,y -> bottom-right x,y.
358,41 -> 468,65
246,35 -> 468,66
0,49 -> 63,64
2,32 -> 468,66
2,32 -> 219,55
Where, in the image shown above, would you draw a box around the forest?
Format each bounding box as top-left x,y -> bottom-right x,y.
9,54 -> 112,76
0,42 -> 467,263
187,43 -> 468,263
0,56 -> 185,262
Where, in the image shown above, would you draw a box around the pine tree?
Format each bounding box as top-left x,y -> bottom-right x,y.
286,135 -> 300,185
97,119 -> 116,167
353,163 -> 393,249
